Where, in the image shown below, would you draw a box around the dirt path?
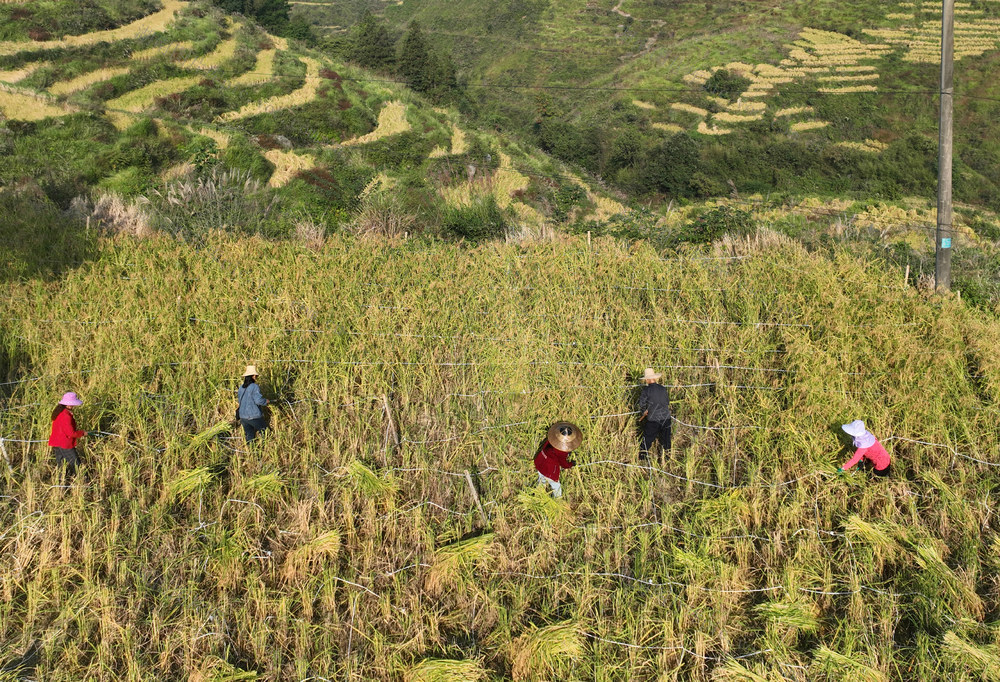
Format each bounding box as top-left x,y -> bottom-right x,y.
612,0 -> 666,62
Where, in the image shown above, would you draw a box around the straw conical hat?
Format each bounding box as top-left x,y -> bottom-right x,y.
547,421 -> 583,451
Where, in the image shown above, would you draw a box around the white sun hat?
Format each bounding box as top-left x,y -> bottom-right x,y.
841,420 -> 867,438
643,367 -> 662,381
243,365 -> 259,377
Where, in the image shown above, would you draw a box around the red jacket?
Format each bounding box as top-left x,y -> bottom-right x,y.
534,443 -> 573,481
842,439 -> 891,471
49,409 -> 85,449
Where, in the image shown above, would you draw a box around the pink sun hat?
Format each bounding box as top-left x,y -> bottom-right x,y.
59,392 -> 83,406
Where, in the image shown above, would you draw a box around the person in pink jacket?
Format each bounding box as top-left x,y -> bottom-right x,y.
838,420 -> 890,477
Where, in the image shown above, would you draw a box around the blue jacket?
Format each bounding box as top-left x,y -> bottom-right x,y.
237,382 -> 268,420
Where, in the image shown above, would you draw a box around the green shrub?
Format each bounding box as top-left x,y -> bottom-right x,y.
441,195 -> 508,241
98,166 -> 152,196
671,206 -> 755,246
221,136 -> 274,182
704,69 -> 752,100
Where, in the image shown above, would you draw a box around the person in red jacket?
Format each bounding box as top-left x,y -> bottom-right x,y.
838,419 -> 890,477
534,422 -> 582,499
48,392 -> 87,476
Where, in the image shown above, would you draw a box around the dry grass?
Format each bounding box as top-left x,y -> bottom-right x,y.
0,61 -> 48,84
178,33 -> 240,71
0,84 -> 71,120
262,148 -> 315,187
226,49 -> 278,87
49,67 -> 130,96
132,41 -> 194,61
197,127 -> 231,150
216,56 -> 321,122
340,100 -> 410,146
0,0 -> 188,56
104,75 -> 201,112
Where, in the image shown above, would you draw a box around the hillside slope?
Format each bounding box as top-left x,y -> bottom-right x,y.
2,227 -> 1000,679
312,0 -> 1000,207
0,0 -> 628,236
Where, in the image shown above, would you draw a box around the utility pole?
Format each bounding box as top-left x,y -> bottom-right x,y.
936,0 -> 955,290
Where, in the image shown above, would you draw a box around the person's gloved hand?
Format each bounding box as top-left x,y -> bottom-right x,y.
567,460 -> 576,468
836,467 -> 844,474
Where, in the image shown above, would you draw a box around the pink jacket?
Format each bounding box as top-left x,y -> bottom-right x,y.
842,439 -> 890,471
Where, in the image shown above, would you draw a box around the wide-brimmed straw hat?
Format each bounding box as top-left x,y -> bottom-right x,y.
243,365 -> 259,377
59,391 -> 83,406
643,367 -> 662,382
841,420 -> 867,437
547,421 -> 583,452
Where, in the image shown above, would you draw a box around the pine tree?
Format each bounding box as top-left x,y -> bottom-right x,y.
349,11 -> 395,71
398,21 -> 431,93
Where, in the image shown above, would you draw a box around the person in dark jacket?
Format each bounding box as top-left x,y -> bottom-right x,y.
237,365 -> 269,444
48,391 -> 87,476
638,367 -> 670,462
534,422 -> 582,499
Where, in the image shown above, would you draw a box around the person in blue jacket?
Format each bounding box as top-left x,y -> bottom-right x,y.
237,365 -> 269,444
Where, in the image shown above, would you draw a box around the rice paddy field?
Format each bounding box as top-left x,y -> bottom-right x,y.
3,229 -> 1000,680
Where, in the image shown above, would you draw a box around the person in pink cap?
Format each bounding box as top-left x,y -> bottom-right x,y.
48,392 -> 88,476
838,419 -> 890,477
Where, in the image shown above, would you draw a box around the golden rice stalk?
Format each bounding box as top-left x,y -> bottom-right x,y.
845,516 -> 901,555
346,460 -> 397,496
341,100 -> 410,146
509,621 -> 583,681
105,75 -> 202,113
631,99 -> 656,109
186,421 -> 231,451
227,49 -> 277,86
671,102 -> 708,117
179,35 -> 240,70
713,112 -> 763,124
516,486 -> 572,525
789,120 -> 829,132
0,86 -> 71,120
651,122 -> 683,133
166,467 -> 214,502
911,544 -> 983,618
404,658 -> 489,682
106,110 -> 135,131
197,127 -> 230,150
263,33 -> 288,50
49,67 -> 130,95
242,472 -> 286,502
216,57 -> 321,122
132,41 -> 194,61
711,660 -> 771,682
755,600 -> 819,634
283,530 -> 341,581
0,0 -> 188,57
426,533 -> 493,595
812,647 -> 888,682
263,149 -> 315,188
428,145 -> 448,158
942,631 -> 1000,681
450,125 -> 468,154
0,61 -> 48,84
698,120 -> 732,135
191,655 -> 258,681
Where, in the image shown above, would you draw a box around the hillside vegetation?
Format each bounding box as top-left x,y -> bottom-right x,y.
312,0 -> 1000,208
0,0 -> 625,238
3,214 -> 1000,678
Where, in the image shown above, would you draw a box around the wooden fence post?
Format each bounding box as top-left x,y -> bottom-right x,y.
464,470 -> 488,526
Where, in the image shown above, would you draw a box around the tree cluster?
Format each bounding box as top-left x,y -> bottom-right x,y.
343,14 -> 461,104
